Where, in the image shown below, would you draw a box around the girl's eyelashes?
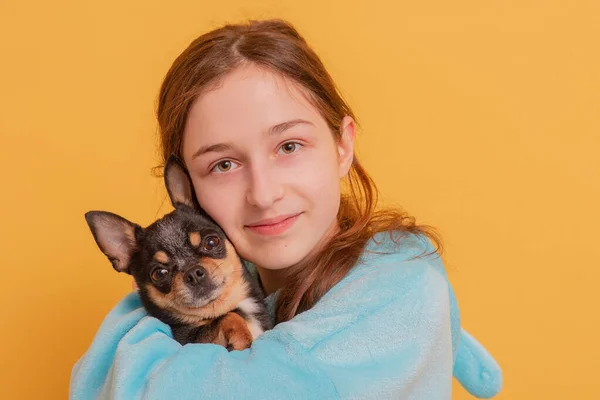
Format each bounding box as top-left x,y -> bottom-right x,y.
207,141 -> 304,174
278,141 -> 303,155
210,159 -> 240,174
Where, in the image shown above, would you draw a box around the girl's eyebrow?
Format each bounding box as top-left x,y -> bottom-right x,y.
267,118 -> 314,137
191,118 -> 314,160
191,142 -> 233,160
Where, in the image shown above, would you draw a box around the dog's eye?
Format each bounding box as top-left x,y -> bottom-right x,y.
203,235 -> 221,251
150,267 -> 169,282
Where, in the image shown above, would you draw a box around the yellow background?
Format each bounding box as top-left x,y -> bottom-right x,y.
1,1 -> 598,398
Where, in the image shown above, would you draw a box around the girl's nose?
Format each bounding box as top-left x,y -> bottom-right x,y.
245,165 -> 284,209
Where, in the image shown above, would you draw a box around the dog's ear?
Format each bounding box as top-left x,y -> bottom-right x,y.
164,155 -> 197,209
84,211 -> 139,274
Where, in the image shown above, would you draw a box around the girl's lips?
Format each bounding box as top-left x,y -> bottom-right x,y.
245,213 -> 302,236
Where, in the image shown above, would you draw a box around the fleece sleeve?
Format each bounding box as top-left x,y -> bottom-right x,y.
70,256 -> 453,400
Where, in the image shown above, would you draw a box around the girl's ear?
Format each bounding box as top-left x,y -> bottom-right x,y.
337,116 -> 356,178
164,155 -> 197,209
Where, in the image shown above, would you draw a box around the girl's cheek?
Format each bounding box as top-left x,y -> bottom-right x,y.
197,182 -> 242,222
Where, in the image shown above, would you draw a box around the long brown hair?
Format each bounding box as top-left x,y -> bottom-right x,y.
155,19 -> 443,324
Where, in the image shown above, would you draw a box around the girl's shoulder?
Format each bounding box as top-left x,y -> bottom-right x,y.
294,230 -> 452,323
307,230 -> 460,359
362,230 -> 442,265
332,230 -> 449,296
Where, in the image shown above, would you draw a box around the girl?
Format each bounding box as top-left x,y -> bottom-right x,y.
70,19 -> 502,399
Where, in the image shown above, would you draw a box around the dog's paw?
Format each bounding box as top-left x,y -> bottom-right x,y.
214,312 -> 253,351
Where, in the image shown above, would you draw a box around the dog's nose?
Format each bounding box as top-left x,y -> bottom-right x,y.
184,266 -> 207,286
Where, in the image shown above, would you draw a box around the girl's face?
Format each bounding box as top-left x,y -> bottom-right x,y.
182,65 -> 355,270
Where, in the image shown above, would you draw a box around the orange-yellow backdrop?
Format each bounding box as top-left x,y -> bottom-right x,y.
1,1 -> 599,399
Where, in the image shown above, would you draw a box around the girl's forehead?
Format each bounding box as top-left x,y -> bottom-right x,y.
185,65 -> 323,141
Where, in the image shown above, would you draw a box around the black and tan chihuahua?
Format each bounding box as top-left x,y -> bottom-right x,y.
84,156 -> 272,350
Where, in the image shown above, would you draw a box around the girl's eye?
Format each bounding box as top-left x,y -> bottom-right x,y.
203,235 -> 221,251
150,267 -> 169,282
211,160 -> 239,173
279,142 -> 302,154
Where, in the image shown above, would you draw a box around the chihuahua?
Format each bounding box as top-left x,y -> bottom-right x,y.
84,156 -> 272,350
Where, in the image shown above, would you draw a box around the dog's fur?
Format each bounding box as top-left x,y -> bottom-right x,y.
85,156 -> 272,349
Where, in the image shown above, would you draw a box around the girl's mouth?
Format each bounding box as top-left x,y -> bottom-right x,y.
245,213 -> 302,236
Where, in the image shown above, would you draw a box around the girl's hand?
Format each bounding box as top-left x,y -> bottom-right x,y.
132,279 -> 138,290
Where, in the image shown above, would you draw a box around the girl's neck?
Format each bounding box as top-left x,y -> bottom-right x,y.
255,266 -> 288,296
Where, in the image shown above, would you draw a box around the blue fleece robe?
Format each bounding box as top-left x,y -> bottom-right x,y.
70,232 -> 502,399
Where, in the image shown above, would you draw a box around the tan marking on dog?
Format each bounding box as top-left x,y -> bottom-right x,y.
201,240 -> 239,280
198,240 -> 248,317
144,240 -> 250,325
145,282 -> 214,327
189,232 -> 201,247
153,251 -> 169,264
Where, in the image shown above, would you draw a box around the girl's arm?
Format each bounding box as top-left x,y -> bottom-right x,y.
70,255 -> 453,400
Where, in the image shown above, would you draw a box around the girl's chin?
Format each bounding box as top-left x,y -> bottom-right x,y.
251,249 -> 310,271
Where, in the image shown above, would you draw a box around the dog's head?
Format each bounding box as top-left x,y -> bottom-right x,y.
85,156 -> 246,322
